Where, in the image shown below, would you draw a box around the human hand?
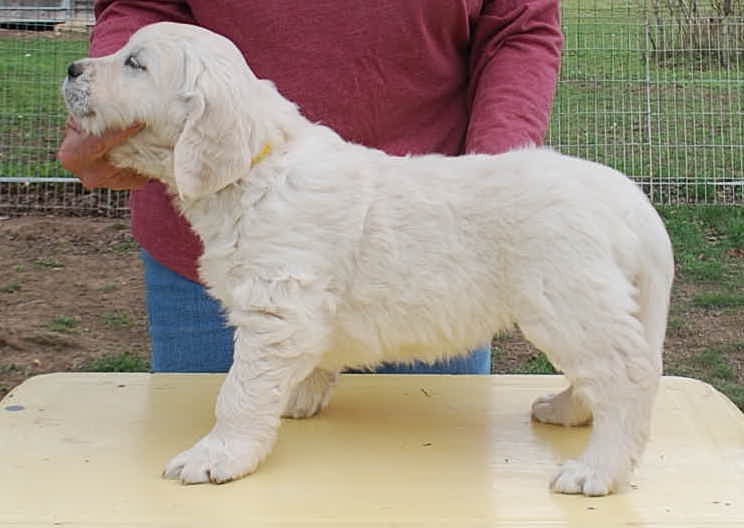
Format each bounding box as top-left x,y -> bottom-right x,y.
57,117 -> 149,190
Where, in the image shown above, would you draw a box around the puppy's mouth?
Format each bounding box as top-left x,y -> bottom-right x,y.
62,79 -> 95,120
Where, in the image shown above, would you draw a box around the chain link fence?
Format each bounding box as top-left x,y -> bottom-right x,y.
0,0 -> 742,217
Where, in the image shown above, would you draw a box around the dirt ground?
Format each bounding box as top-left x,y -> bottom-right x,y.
1,215 -> 743,400
0,216 -> 148,396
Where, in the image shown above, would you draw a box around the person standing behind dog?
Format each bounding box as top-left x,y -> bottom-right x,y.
58,1 -> 564,374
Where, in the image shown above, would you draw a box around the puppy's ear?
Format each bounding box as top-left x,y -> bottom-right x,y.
173,73 -> 252,200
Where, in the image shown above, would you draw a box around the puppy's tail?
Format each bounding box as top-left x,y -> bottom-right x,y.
635,211 -> 675,373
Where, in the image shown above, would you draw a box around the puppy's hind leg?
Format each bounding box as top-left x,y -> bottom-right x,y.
549,374 -> 657,496
282,368 -> 339,419
517,275 -> 661,496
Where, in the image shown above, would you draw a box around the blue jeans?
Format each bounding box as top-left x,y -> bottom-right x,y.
142,250 -> 491,374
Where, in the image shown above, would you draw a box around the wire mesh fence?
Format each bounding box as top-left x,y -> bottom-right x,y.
0,176 -> 129,215
0,0 -> 742,217
550,0 -> 744,204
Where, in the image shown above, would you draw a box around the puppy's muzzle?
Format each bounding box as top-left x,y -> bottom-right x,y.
62,60 -> 93,119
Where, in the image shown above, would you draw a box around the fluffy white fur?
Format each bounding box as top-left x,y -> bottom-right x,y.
63,22 -> 674,496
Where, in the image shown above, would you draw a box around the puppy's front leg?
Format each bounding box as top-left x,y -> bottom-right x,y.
163,315 -> 325,484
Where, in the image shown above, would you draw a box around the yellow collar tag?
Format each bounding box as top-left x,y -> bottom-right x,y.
251,143 -> 273,167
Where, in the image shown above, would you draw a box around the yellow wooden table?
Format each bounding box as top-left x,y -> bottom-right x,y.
1,373 -> 743,527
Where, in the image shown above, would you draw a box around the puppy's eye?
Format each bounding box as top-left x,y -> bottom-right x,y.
125,54 -> 146,71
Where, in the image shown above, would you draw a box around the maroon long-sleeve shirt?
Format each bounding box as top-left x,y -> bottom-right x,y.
91,0 -> 563,282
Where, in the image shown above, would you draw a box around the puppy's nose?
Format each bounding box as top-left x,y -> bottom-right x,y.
67,61 -> 85,79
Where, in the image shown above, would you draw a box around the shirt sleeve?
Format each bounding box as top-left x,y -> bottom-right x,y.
465,0 -> 564,155
91,0 -> 196,57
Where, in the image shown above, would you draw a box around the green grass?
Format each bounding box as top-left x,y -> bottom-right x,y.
83,352 -> 150,373
661,205 -> 744,408
516,354 -> 558,375
691,348 -> 736,380
660,205 -> 743,407
666,345 -> 744,409
111,239 -> 139,254
711,381 -> 744,411
0,363 -> 21,374
0,282 -> 21,293
101,311 -> 133,329
0,363 -> 24,394
33,257 -> 64,269
0,36 -> 87,178
47,316 -> 79,333
658,205 -> 744,284
666,316 -> 685,332
692,292 -> 744,309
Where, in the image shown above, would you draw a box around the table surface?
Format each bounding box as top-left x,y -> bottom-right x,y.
1,373 -> 743,527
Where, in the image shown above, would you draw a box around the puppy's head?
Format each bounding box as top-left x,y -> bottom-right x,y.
63,22 -> 262,199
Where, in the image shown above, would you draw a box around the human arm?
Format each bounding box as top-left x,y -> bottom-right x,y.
465,0 -> 564,155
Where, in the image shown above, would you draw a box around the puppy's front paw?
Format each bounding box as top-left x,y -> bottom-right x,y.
163,432 -> 264,485
550,459 -> 615,496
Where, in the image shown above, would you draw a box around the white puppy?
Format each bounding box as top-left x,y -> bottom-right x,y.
63,22 -> 674,496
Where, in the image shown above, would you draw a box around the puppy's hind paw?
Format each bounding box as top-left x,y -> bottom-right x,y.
550,459 -> 615,497
282,368 -> 337,419
531,387 -> 592,427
